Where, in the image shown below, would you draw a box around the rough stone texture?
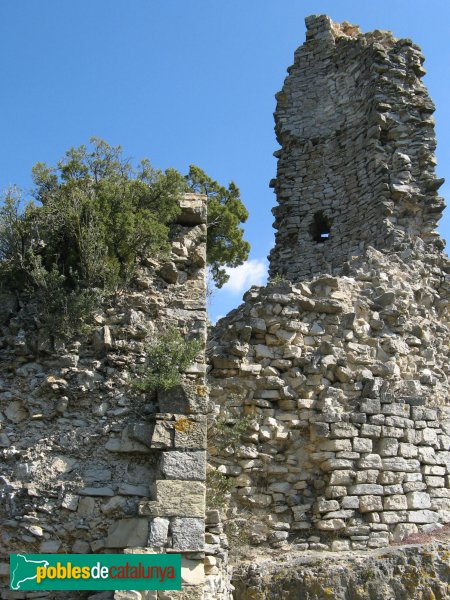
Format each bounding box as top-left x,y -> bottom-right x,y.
0,195 -> 208,599
232,541 -> 450,599
268,14 -> 445,283
203,510 -> 233,600
161,451 -> 206,481
208,14 -> 450,561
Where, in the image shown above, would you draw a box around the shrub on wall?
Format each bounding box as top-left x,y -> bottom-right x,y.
0,138 -> 250,336
133,328 -> 201,393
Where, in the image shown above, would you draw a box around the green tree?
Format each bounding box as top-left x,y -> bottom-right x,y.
30,138 -> 185,289
186,165 -> 250,288
133,328 -> 201,393
0,139 -> 251,334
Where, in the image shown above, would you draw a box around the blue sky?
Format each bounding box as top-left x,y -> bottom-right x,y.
1,1 -> 449,323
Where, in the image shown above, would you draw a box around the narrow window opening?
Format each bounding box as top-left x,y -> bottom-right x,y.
310,211 -> 332,243
379,129 -> 389,146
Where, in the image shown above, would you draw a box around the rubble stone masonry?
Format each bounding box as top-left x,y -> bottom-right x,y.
1,13 -> 450,600
0,195 -> 208,600
209,14 -> 450,565
268,14 -> 446,282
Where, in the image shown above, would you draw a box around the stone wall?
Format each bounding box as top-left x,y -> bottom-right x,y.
0,194 -> 208,600
209,242 -> 450,550
203,510 -> 233,600
209,15 -> 449,559
232,540 -> 450,599
268,14 -> 445,283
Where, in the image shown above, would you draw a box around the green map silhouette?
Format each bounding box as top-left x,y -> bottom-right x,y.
10,555 -> 49,590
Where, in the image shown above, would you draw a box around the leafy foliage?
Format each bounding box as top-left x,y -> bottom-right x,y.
133,328 -> 201,393
186,165 -> 250,288
30,138 -> 185,289
206,469 -> 234,509
0,139 -> 251,335
209,413 -> 254,453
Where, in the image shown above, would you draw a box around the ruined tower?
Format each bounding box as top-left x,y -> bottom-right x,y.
209,15 -> 450,565
269,14 -> 446,282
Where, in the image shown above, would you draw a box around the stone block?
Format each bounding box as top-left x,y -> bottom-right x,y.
392,523 -> 419,542
160,451 -> 206,481
412,407 -> 438,421
316,518 -> 345,531
349,484 -> 383,495
78,497 -> 97,517
353,438 -> 373,453
382,403 -> 410,417
171,517 -> 204,551
384,484 -> 403,495
105,519 -> 149,548
330,423 -> 358,438
358,454 -> 382,469
158,383 -> 208,415
425,476 -> 445,487
72,539 -> 91,553
79,487 -> 114,496
342,496 -> 359,509
378,438 -> 399,457
361,424 -> 381,438
150,421 -> 174,449
359,399 -> 381,414
406,491 -> 431,509
384,495 -> 408,510
140,480 -> 205,517
399,443 -> 418,458
102,496 -> 127,514
417,428 -> 438,446
325,486 -> 347,498
181,559 -> 205,587
118,484 -> 150,497
62,494 -> 79,511
408,510 -> 439,524
359,495 -> 383,513
39,540 -> 61,552
321,458 -> 354,471
418,446 -> 436,465
320,439 -> 352,452
311,422 -> 330,439
381,426 -> 404,439
381,511 -> 408,524
403,481 -> 427,493
148,517 -> 170,547
106,427 -> 154,453
316,498 -> 339,513
174,416 -> 207,450
381,458 -> 420,472
329,470 -> 355,485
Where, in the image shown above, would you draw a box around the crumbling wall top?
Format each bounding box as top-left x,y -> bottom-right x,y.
269,15 -> 445,283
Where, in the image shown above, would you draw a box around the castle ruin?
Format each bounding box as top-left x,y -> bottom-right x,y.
1,13 -> 450,600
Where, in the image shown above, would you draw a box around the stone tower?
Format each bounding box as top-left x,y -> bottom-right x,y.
209,15 -> 450,565
269,14 -> 445,282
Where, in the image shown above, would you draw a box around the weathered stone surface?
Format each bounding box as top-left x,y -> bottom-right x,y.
160,451 -> 206,481
140,480 -> 205,517
148,517 -> 170,547
171,517 -> 205,551
158,384 -> 208,414
207,17 -> 450,562
233,542 -> 450,599
174,416 -> 207,450
407,491 -> 431,509
105,519 -> 149,548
